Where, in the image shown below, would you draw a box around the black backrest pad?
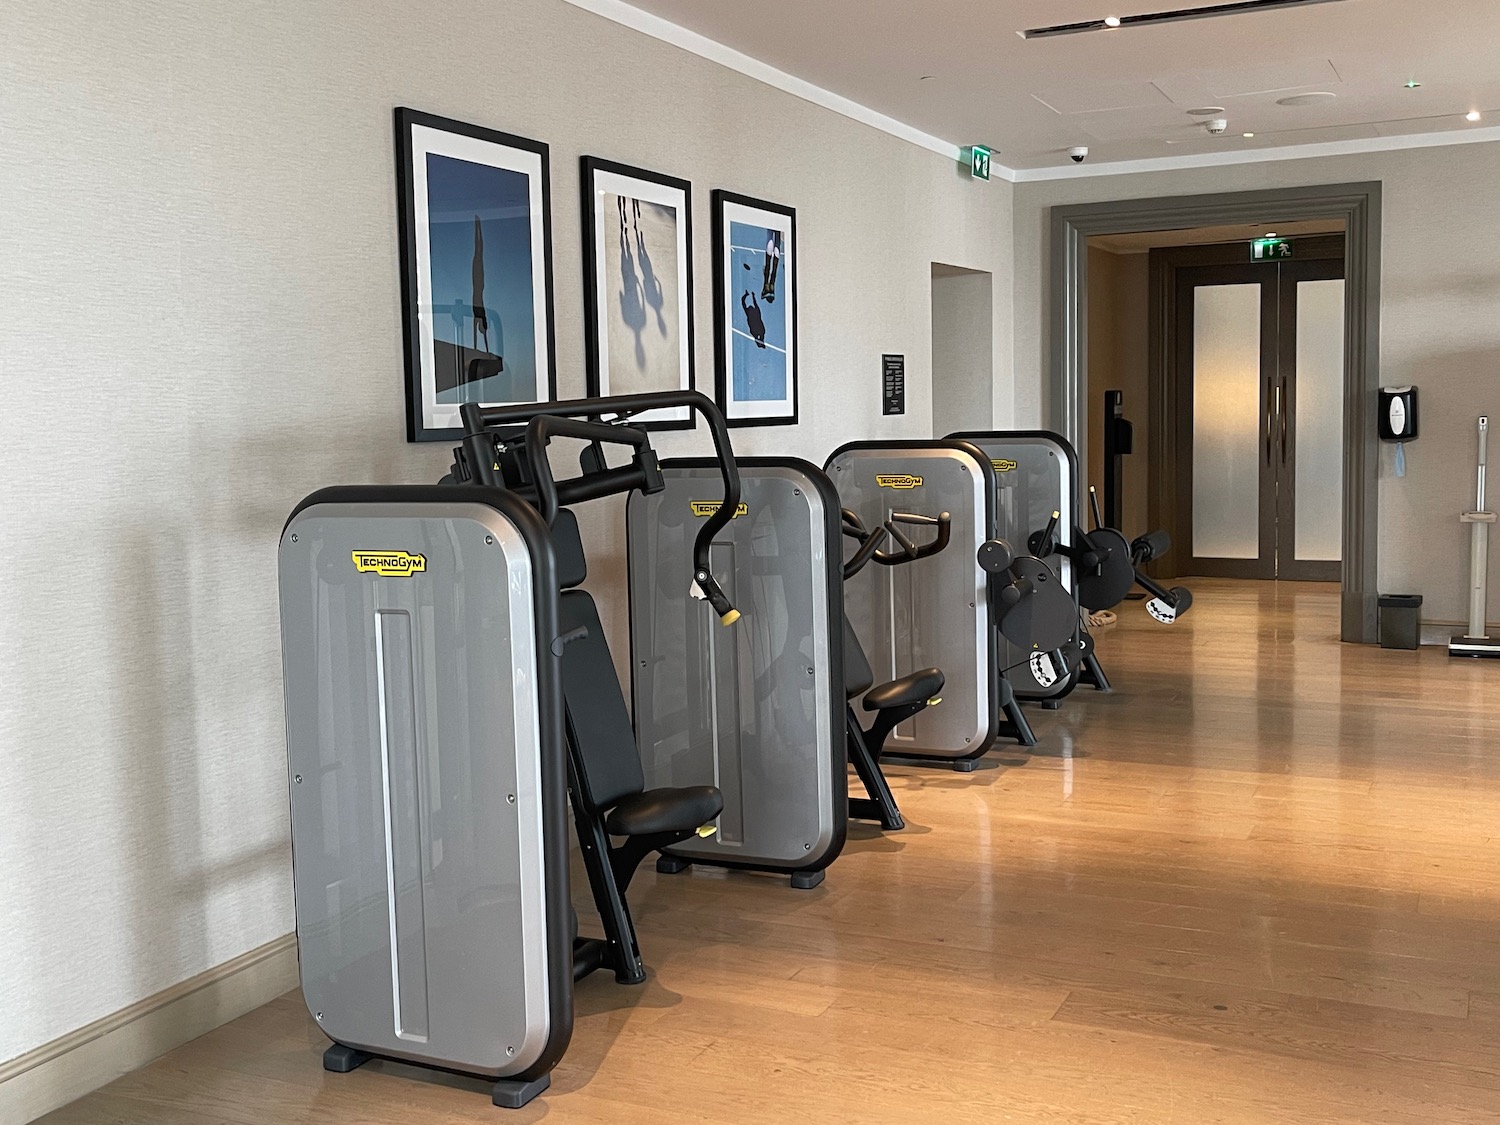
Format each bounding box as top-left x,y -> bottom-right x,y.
842,613 -> 874,699
552,508 -> 588,590
559,589 -> 646,813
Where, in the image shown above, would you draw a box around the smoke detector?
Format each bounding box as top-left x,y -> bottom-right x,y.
1206,118 -> 1229,135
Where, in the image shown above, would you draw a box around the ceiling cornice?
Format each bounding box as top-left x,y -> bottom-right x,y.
563,0 -> 1499,185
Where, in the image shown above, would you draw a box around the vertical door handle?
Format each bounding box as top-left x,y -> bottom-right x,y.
1266,382 -> 1274,464
1280,376 -> 1289,465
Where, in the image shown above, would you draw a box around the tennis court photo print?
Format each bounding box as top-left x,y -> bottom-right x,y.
713,191 -> 797,427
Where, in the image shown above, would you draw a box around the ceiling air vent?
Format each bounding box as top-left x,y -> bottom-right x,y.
1020,0 -> 1346,40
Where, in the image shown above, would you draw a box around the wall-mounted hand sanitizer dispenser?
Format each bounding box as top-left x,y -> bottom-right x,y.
1379,386 -> 1419,441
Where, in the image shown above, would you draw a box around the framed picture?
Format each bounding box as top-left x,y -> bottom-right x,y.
712,191 -> 797,427
395,107 -> 556,442
581,157 -> 695,429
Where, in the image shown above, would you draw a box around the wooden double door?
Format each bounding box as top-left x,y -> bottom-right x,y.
1160,238 -> 1346,582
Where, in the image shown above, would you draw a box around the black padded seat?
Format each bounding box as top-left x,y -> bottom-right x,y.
606,786 -> 723,837
862,668 -> 945,712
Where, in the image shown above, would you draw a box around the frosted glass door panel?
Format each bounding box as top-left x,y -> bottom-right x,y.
1192,284 -> 1262,560
1294,279 -> 1344,562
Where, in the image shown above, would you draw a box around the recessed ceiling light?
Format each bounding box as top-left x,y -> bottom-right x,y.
1467,110 -> 1482,122
1187,106 -> 1227,117
1404,80 -> 1422,89
1265,232 -> 1278,237
1276,91 -> 1337,107
1243,132 -> 1256,138
1104,15 -> 1122,27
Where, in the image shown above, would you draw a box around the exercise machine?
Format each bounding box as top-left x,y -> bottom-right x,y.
627,458 -> 848,889
826,440 -> 1034,764
1036,488 -> 1195,627
1452,415 -> 1500,658
280,391 -> 741,1108
949,430 -> 1103,706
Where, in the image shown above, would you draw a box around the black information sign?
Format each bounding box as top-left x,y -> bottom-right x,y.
882,354 -> 905,416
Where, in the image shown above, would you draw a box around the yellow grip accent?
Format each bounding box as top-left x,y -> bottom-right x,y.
696,824 -> 718,838
720,608 -> 742,626
928,696 -> 943,707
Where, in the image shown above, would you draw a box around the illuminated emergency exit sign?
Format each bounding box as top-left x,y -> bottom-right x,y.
1251,237 -> 1293,261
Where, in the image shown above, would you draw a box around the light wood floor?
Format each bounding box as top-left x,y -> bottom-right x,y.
40,580 -> 1500,1124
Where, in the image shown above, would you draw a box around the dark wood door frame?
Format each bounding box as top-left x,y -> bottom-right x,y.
1049,185 -> 1382,642
1155,237 -> 1345,583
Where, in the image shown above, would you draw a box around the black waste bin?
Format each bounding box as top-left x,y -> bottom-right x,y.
1378,594 -> 1423,650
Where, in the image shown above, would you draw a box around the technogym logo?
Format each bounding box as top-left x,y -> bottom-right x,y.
875,474 -> 924,490
992,459 -> 1019,473
352,550 -> 427,577
690,501 -> 749,518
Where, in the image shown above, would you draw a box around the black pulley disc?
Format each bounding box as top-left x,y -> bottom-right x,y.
1075,527 -> 1134,611
998,557 -> 1077,652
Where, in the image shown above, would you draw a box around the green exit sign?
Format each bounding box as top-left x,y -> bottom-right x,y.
1251,237 -> 1294,261
968,145 -> 992,181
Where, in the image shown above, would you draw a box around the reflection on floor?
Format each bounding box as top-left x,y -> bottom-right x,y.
38,579 -> 1500,1124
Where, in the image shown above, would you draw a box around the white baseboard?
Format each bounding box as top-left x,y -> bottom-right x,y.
0,934 -> 299,1125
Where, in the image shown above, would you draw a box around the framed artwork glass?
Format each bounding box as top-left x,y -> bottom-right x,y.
712,191 -> 797,427
395,107 -> 556,442
581,157 -> 694,429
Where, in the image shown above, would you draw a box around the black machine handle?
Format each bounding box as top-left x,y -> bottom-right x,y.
873,511 -> 951,565
1089,487 -> 1105,532
843,526 -> 891,580
462,391 -> 743,625
976,538 -> 1034,607
1031,511 -> 1061,558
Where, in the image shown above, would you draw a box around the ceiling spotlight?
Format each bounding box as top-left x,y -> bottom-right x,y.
1243,132 -> 1256,138
1104,15 -> 1122,27
1265,232 -> 1278,237
1467,110 -> 1482,122
1404,80 -> 1422,89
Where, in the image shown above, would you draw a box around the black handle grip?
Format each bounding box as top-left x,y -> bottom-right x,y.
843,526 -> 891,580
1089,487 -> 1104,531
463,391 -> 741,621
873,511 -> 952,566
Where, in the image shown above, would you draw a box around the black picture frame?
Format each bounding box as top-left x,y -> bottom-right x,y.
711,190 -> 798,428
395,107 -> 557,443
580,157 -> 696,430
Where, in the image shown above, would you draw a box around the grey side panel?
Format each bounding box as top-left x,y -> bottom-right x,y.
628,465 -> 838,868
960,433 -> 1078,700
280,503 -> 548,1077
827,448 -> 993,759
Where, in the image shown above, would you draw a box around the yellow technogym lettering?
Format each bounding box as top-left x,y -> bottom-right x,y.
690,501 -> 749,518
992,459 -> 1019,473
352,550 -> 428,577
875,474 -> 924,490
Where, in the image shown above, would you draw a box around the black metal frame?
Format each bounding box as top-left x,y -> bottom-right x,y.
457,391 -> 741,986
712,190 -> 799,428
579,156 -> 696,431
395,107 -> 558,443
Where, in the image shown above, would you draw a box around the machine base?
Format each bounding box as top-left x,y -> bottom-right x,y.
789,869 -> 826,890
655,855 -> 693,875
322,1044 -> 372,1073
493,1074 -> 551,1109
1450,636 -> 1500,658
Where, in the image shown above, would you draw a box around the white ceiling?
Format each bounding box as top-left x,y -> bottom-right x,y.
599,0 -> 1500,172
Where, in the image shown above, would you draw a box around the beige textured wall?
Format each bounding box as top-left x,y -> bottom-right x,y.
1014,144 -> 1500,620
0,0 -> 1011,1064
932,267 -> 996,436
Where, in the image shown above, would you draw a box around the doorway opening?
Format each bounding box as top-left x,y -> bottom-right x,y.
930,263 -> 993,438
1050,184 -> 1382,642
